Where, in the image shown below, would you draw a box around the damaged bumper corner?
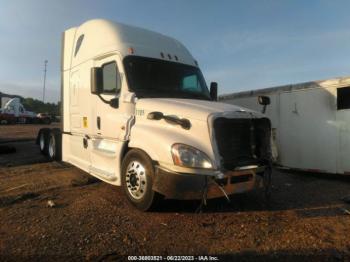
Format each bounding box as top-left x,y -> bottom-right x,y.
152,166 -> 266,200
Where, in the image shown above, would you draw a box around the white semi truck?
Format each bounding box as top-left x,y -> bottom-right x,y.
221,76 -> 350,175
38,19 -> 272,211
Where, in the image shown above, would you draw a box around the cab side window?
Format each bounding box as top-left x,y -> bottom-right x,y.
102,62 -> 121,94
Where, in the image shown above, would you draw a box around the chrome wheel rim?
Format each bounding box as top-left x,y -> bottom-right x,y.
49,136 -> 55,158
126,161 -> 147,200
39,133 -> 45,151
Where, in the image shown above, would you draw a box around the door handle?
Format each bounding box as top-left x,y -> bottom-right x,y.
83,137 -> 88,149
97,116 -> 101,130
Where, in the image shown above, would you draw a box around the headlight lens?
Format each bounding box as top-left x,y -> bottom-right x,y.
171,143 -> 213,169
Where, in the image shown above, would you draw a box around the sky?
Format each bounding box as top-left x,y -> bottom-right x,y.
0,0 -> 350,103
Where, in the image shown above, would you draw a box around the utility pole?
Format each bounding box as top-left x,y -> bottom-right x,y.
43,60 -> 48,103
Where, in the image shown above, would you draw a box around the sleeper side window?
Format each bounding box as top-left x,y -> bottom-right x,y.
337,87 -> 350,110
74,35 -> 84,57
102,62 -> 121,94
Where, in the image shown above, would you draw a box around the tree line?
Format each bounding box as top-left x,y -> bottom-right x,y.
21,97 -> 61,116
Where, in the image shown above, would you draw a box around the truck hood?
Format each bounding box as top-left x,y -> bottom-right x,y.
136,98 -> 261,121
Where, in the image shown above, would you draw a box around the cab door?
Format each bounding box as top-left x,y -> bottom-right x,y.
89,54 -> 128,184
68,69 -> 91,171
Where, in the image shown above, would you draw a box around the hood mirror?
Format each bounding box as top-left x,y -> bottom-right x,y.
210,82 -> 218,101
147,111 -> 191,130
147,111 -> 164,120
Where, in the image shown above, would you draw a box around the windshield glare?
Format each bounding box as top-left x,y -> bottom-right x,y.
123,56 -> 211,100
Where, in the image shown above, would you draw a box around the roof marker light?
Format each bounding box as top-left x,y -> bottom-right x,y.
128,47 -> 134,54
174,55 -> 178,61
160,52 -> 165,58
194,60 -> 198,66
168,54 -> 172,60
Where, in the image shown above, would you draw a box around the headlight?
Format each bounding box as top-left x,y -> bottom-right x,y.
171,143 -> 213,169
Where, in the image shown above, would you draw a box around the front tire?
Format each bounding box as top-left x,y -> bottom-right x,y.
121,149 -> 163,211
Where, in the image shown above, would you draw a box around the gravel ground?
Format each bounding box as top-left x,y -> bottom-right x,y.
0,126 -> 350,261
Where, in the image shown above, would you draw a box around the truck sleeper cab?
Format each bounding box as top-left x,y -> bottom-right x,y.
37,19 -> 272,211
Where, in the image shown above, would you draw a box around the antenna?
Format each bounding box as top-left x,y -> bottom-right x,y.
43,60 -> 48,103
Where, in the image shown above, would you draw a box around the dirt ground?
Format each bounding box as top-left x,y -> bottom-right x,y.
0,125 -> 350,261
0,123 -> 60,143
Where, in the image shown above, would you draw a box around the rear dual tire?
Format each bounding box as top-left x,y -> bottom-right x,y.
48,131 -> 61,160
38,129 -> 50,155
38,128 -> 61,161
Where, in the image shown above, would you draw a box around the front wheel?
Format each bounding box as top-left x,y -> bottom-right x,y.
121,149 -> 163,211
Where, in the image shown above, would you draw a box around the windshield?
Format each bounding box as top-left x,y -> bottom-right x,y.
123,56 -> 211,100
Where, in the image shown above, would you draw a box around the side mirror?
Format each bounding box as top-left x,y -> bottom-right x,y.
210,82 -> 218,101
258,95 -> 270,114
258,96 -> 270,106
91,67 -> 103,94
147,111 -> 164,120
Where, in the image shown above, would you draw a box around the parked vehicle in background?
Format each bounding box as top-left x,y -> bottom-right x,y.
52,115 -> 61,122
0,98 -> 51,125
221,76 -> 350,175
0,108 -> 16,124
37,19 -> 273,211
36,113 -> 52,124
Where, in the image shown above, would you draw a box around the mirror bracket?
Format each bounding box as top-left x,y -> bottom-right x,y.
109,97 -> 119,108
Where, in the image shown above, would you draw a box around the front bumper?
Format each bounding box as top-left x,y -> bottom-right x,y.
152,166 -> 266,200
